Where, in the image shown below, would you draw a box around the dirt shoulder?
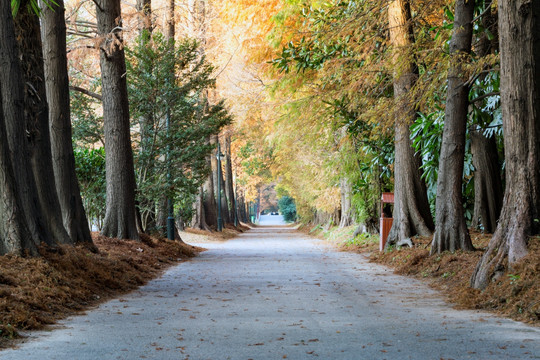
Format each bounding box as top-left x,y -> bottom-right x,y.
0,228 -> 241,346
304,224 -> 539,326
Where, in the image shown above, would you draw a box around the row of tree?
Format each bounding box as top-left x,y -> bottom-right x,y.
0,0 -> 251,256
219,0 -> 539,289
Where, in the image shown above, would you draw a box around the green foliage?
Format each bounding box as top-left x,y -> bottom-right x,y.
11,0 -> 57,17
278,196 -> 297,222
343,232 -> 378,247
126,32 -> 232,225
74,148 -> 106,229
70,88 -> 104,148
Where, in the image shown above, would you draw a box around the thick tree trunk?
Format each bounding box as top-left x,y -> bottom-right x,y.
339,178 -> 353,228
431,0 -> 475,254
471,0 -> 540,289
97,0 -> 139,240
41,0 -> 92,244
225,134 -> 237,225
470,131 -> 503,233
14,5 -> 72,245
0,87 -> 37,255
0,0 -> 52,250
386,0 -> 434,247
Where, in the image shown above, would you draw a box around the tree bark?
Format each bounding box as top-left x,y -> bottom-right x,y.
41,0 -> 93,244
470,3 -> 501,234
218,149 -> 231,224
0,86 -> 37,255
0,0 -> 52,250
339,178 -> 353,228
136,0 -> 152,35
192,186 -> 212,230
97,0 -> 140,240
470,131 -> 502,233
431,0 -> 475,254
203,135 -> 218,228
471,0 -> 540,289
166,0 -> 175,41
224,134 -> 237,225
14,4 -> 72,245
386,0 -> 434,247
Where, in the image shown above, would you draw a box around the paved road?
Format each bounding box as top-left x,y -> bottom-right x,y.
2,226 -> 539,359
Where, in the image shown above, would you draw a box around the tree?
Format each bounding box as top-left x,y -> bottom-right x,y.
431,0 -> 476,254
386,0 -> 434,247
471,0 -> 540,289
96,0 -> 139,240
126,32 -> 232,233
225,133 -> 238,225
0,85 -> 35,255
13,1 -> 73,245
0,0 -> 47,254
41,0 -> 92,243
469,3 -> 502,234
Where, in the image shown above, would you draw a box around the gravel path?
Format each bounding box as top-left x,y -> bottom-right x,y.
2,219 -> 539,359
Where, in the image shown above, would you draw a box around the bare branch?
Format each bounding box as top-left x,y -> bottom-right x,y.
70,86 -> 102,101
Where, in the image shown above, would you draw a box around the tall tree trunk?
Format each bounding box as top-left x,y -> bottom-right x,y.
470,2 -> 501,234
41,0 -> 92,244
339,178 -> 353,228
0,0 -> 52,250
0,86 -> 37,255
97,0 -> 139,240
218,150 -> 231,224
224,134 -> 237,225
14,4 -> 72,245
203,135 -> 218,229
470,131 -> 503,233
472,0 -> 540,289
431,0 -> 475,254
386,0 -> 434,247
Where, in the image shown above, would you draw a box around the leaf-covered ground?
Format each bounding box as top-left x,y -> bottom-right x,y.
313,225 -> 539,326
0,229 -> 241,345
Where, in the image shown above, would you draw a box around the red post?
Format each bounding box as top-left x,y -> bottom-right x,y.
380,192 -> 394,251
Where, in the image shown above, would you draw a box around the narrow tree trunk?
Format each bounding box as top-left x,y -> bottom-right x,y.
431,0 -> 475,254
224,134 -> 237,225
156,196 -> 168,236
0,0 -> 52,250
339,178 -> 353,228
472,0 -> 540,289
136,0 -> 152,35
192,186 -> 212,230
386,0 -> 434,247
470,131 -> 503,233
41,0 -> 92,244
14,5 -> 72,245
166,0 -> 175,41
470,3 -> 501,234
97,0 -> 139,240
204,135 -> 218,228
219,153 -> 231,224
